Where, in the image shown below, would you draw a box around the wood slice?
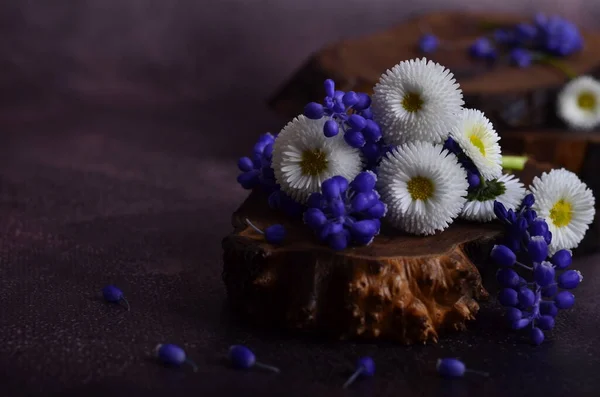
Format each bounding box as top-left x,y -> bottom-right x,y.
221,162 -> 547,344
268,12 -> 600,131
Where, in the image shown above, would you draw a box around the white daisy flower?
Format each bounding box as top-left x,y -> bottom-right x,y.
557,76 -> 600,130
371,57 -> 464,145
529,168 -> 596,254
377,141 -> 468,235
271,115 -> 364,203
449,108 -> 502,180
461,174 -> 526,222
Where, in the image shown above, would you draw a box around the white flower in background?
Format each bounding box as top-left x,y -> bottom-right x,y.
450,108 -> 503,180
376,141 -> 468,235
557,76 -> 600,130
371,58 -> 464,145
529,168 -> 596,253
461,174 -> 526,222
272,115 -> 364,203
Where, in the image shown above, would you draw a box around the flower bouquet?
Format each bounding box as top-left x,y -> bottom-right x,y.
222,57 -> 595,345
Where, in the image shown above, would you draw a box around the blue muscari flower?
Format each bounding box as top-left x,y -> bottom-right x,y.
510,48 -> 533,68
533,14 -> 583,57
303,80 -> 390,171
469,37 -> 497,60
303,172 -> 387,250
236,133 -> 277,191
419,34 -> 439,53
491,194 -> 582,345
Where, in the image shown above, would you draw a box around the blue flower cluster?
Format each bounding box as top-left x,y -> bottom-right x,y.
419,14 -> 584,69
443,137 -> 482,190
490,194 -> 582,345
237,133 -> 304,218
303,80 -> 390,169
303,172 -> 387,250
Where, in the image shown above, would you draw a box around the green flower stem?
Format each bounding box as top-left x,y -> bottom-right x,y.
533,53 -> 578,79
502,155 -> 528,171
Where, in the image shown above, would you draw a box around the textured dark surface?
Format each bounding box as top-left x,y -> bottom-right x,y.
1,101 -> 600,397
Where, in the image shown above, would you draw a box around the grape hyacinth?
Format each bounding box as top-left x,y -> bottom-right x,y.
303,79 -> 390,170
303,172 -> 387,251
443,137 -> 482,190
491,193 -> 582,345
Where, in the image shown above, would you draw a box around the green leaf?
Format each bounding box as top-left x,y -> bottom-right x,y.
467,179 -> 507,202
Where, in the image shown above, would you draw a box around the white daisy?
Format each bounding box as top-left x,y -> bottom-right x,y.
461,174 -> 526,222
450,108 -> 502,180
529,168 -> 596,254
271,115 -> 364,203
371,57 -> 464,145
376,141 -> 468,235
557,76 -> 600,130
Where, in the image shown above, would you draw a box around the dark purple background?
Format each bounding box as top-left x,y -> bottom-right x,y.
1,3 -> 600,397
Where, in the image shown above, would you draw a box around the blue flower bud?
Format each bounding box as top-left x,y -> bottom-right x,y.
351,171 -> 377,193
307,192 -> 326,209
493,201 -> 508,222
540,301 -> 558,317
344,130 -> 366,148
321,178 -> 341,199
342,91 -> 359,107
545,231 -> 552,245
551,249 -> 572,269
350,220 -> 379,238
529,218 -> 549,237
353,93 -> 372,111
350,192 -> 376,212
323,119 -> 340,137
505,307 -> 522,324
237,170 -> 260,189
323,79 -> 335,97
558,270 -> 583,289
361,120 -> 382,142
507,209 -> 517,224
510,48 -> 533,68
419,33 -> 439,53
496,268 -> 520,288
517,217 -> 528,233
521,193 -> 535,208
541,283 -> 558,298
365,201 -> 387,218
469,37 -> 497,60
328,231 -> 349,251
512,317 -> 531,330
523,209 -> 537,224
265,224 -> 286,245
318,221 -> 344,241
467,171 -> 481,189
303,208 -> 327,229
493,28 -> 514,44
554,290 -> 575,309
329,198 -> 346,218
530,327 -> 544,346
436,358 -> 466,378
498,288 -> 518,306
330,176 -> 348,193
360,108 -> 373,119
537,315 -> 555,331
528,235 -> 549,262
490,245 -> 517,267
303,102 -> 325,119
443,137 -> 462,154
237,156 -> 254,172
534,261 -> 556,287
518,287 -> 535,307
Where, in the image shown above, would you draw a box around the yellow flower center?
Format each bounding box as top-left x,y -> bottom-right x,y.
468,125 -> 487,156
549,199 -> 573,228
300,148 -> 328,176
577,91 -> 596,111
401,92 -> 424,113
407,176 -> 434,201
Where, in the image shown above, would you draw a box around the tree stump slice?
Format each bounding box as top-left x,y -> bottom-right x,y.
222,162 -> 548,344
268,12 -> 600,132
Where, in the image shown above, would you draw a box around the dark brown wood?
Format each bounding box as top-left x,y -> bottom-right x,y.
221,162 -> 547,344
268,12 -> 600,131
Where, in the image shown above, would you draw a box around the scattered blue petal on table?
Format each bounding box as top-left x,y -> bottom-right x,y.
228,345 -> 280,373
343,356 -> 375,388
418,33 -> 439,53
102,285 -> 130,311
155,344 -> 198,372
245,219 -> 286,245
436,358 -> 489,378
